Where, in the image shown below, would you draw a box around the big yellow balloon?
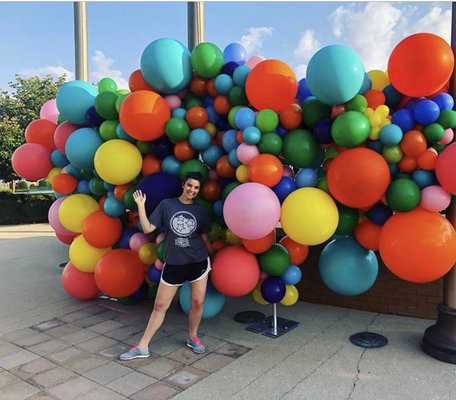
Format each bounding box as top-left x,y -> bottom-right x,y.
69,235 -> 111,273
94,139 -> 142,185
59,194 -> 100,233
280,187 -> 339,245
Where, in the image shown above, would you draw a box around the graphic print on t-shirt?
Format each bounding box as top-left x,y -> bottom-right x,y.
170,211 -> 197,248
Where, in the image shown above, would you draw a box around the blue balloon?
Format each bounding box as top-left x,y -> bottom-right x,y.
313,118 -> 333,144
118,228 -> 138,249
56,80 -> 98,125
388,163 -> 399,176
379,124 -> 403,146
366,202 -> 392,225
221,62 -> 241,77
103,181 -> 115,191
306,45 -> 365,105
223,42 -> 247,64
228,148 -> 241,167
140,38 -> 192,94
189,128 -> 211,151
366,139 -> 384,154
116,124 -> 135,143
161,155 -> 182,176
212,199 -> 224,218
104,195 -> 126,217
86,106 -> 105,127
201,145 -> 224,168
205,106 -> 219,124
234,107 -> 256,130
66,164 -> 82,180
392,109 -> 415,132
222,129 -> 239,152
242,126 -> 261,144
261,277 -> 286,304
233,65 -> 251,86
214,74 -> 234,95
50,149 -> 69,168
319,236 -> 378,296
358,72 -> 372,94
432,93 -> 454,111
383,84 -> 402,109
147,266 -> 162,283
410,169 -> 437,189
150,135 -> 174,159
179,281 -> 225,319
413,99 -> 440,125
172,107 -> 187,119
76,179 -> 91,194
295,168 -> 318,188
65,127 -> 103,170
281,264 -> 302,285
297,78 -> 313,101
272,177 -> 297,203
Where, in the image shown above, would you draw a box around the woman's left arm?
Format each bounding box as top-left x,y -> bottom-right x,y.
201,233 -> 215,259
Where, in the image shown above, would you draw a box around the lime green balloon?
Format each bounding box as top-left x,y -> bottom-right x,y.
423,123 -> 444,143
258,132 -> 283,155
115,93 -> 128,113
258,244 -> 291,276
94,91 -> 118,120
283,129 -> 319,168
335,204 -> 359,235
117,89 -> 129,95
136,140 -> 150,154
302,98 -> 332,128
191,42 -> 224,78
346,95 -> 368,112
222,181 -> 241,200
386,178 -> 420,212
437,109 -> 456,129
256,109 -> 279,133
179,159 -> 208,182
382,145 -> 402,163
98,77 -> 117,93
228,105 -> 242,128
123,186 -> 137,211
165,117 -> 190,142
228,86 -> 248,106
99,120 -> 118,141
331,111 -> 370,147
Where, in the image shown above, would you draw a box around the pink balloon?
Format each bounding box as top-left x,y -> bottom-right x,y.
154,259 -> 164,271
435,142 -> 456,194
129,232 -> 150,252
61,262 -> 100,300
48,196 -> 74,236
246,55 -> 265,68
438,128 -> 454,145
164,95 -> 182,110
420,185 -> 451,212
282,166 -> 295,178
155,232 -> 166,245
40,99 -> 59,124
236,143 -> 260,165
223,182 -> 280,240
11,143 -> 53,181
54,121 -> 79,154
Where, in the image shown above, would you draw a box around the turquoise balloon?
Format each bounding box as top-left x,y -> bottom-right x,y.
319,236 -> 378,296
140,38 -> 192,94
306,45 -> 365,105
56,80 -> 98,125
65,127 -> 103,170
179,281 -> 225,320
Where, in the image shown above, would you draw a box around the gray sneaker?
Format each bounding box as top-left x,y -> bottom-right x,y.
187,336 -> 206,354
119,345 -> 150,361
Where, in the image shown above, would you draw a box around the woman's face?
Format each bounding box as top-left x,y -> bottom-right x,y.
182,178 -> 201,200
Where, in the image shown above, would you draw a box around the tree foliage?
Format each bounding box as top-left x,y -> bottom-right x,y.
0,75 -> 66,181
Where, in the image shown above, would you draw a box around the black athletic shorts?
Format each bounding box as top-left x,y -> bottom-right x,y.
161,258 -> 211,286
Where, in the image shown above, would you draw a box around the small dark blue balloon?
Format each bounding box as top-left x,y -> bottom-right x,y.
119,227 -> 138,249
272,177 -> 297,203
383,84 -> 402,109
147,266 -> 162,283
411,169 -> 437,189
202,95 -> 214,108
150,135 -> 174,159
313,118 -> 333,144
366,139 -> 384,154
297,78 -> 312,101
366,202 -> 393,226
221,61 -> 241,76
86,106 -> 105,127
261,277 -> 286,304
404,98 -> 420,111
275,124 -> 288,138
392,109 -> 415,132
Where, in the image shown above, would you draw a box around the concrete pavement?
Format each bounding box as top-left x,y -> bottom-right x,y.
0,224 -> 455,400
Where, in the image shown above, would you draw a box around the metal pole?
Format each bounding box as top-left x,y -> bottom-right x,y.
421,2 -> 456,363
272,303 -> 278,336
188,2 -> 204,51
74,1 -> 88,81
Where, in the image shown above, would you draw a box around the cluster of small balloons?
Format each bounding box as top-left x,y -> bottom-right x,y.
10,32 -> 456,314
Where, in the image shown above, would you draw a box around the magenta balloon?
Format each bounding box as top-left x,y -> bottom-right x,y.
40,99 -> 59,124
129,232 -> 150,252
11,143 -> 53,181
48,196 -> 74,236
223,182 -> 281,240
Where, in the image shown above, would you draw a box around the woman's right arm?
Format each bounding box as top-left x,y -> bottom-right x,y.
133,190 -> 157,234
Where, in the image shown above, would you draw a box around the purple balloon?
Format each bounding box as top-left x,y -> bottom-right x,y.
261,277 -> 286,303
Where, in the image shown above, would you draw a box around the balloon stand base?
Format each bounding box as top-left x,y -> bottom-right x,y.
349,332 -> 388,348
246,316 -> 299,338
422,302 -> 456,365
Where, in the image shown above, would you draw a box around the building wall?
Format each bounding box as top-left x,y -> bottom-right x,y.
296,245 -> 443,320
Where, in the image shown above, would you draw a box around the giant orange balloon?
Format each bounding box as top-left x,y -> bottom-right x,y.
378,207 -> 456,283
327,148 -> 390,208
388,33 -> 454,97
82,210 -> 123,248
248,154 -> 283,187
119,90 -> 170,141
245,59 -> 298,112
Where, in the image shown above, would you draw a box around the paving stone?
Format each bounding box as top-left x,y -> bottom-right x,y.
27,393 -> 59,400
136,356 -> 184,380
31,319 -> 65,332
73,315 -> 107,328
10,358 -> 57,380
166,346 -> 206,365
0,349 -> 40,369
82,305 -> 111,315
95,310 -> 124,321
82,361 -> 133,385
0,370 -> 21,388
123,332 -> 143,346
106,371 -> 157,397
58,329 -> 99,345
98,343 -> 130,359
190,352 -> 235,373
48,347 -> 85,364
0,381 -> 40,400
47,376 -> 101,400
112,313 -> 145,326
76,336 -> 118,353
59,311 -> 90,323
214,341 -> 251,358
104,326 -> 144,341
44,324 -> 81,338
0,343 -> 23,358
163,366 -> 209,389
14,332 -> 54,348
63,354 -> 109,374
150,336 -> 184,356
27,339 -> 70,357
30,366 -> 77,388
77,386 -> 127,400
130,381 -> 179,400
87,320 -> 123,335
1,328 -> 41,342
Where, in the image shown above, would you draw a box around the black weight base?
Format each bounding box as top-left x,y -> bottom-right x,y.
246,316 -> 299,338
350,332 -> 388,348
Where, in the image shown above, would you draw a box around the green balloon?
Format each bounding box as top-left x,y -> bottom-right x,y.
318,176 -> 330,194
57,114 -> 66,124
301,98 -> 331,128
98,77 -> 118,93
115,93 -> 128,113
99,120 -> 118,141
191,42 -> 224,78
165,117 -> 190,142
324,146 -> 339,160
207,221 -> 222,241
283,129 -> 319,168
80,169 -> 94,180
179,159 -> 209,182
157,241 -> 165,262
136,140 -> 150,154
228,86 -> 248,106
147,283 -> 158,299
386,178 -> 421,212
123,186 -> 137,211
183,93 -> 203,109
222,181 -> 241,200
423,123 -> 444,143
258,132 -> 283,155
331,111 -> 370,147
256,109 -> 279,133
346,95 -> 368,112
335,204 -> 359,235
195,197 -> 214,219
433,143 -> 446,154
117,296 -> 135,305
394,172 -> 409,180
258,244 -> 291,276
437,109 -> 456,129
228,105 -> 242,128
94,91 -> 119,120
89,177 -> 106,196
382,145 -> 402,163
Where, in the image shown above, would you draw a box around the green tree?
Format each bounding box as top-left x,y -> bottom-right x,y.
0,74 -> 66,181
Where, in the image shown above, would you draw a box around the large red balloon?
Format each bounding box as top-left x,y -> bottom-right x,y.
61,262 -> 100,300
95,249 -> 145,298
11,143 -> 53,181
379,207 -> 456,283
327,148 -> 390,208
25,119 -> 57,151
388,33 -> 454,97
210,246 -> 260,297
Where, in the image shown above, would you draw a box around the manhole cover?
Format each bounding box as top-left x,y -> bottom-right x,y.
234,311 -> 266,324
350,332 -> 388,348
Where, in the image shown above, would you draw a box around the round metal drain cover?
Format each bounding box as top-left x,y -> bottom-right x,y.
234,311 -> 266,324
350,332 -> 388,348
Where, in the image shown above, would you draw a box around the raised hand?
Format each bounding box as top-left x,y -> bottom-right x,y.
132,190 -> 147,207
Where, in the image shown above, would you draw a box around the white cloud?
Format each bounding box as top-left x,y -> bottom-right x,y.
240,26 -> 274,54
294,30 -> 321,62
90,50 -> 129,90
18,66 -> 74,81
294,64 -> 308,80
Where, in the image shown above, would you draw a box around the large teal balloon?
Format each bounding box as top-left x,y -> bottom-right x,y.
56,80 -> 98,125
319,236 -> 378,296
140,38 -> 192,94
179,281 -> 225,319
306,45 -> 365,105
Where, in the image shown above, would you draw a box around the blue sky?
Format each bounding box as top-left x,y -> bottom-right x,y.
0,1 -> 452,91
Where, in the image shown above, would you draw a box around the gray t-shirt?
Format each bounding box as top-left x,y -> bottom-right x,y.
149,197 -> 211,265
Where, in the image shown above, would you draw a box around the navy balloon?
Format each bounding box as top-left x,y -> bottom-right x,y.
150,135 -> 174,159
313,118 -> 333,144
297,78 -> 312,101
261,277 -> 286,303
366,202 -> 392,225
147,266 -> 162,283
272,177 -> 297,203
119,228 -> 138,249
86,106 -> 105,127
